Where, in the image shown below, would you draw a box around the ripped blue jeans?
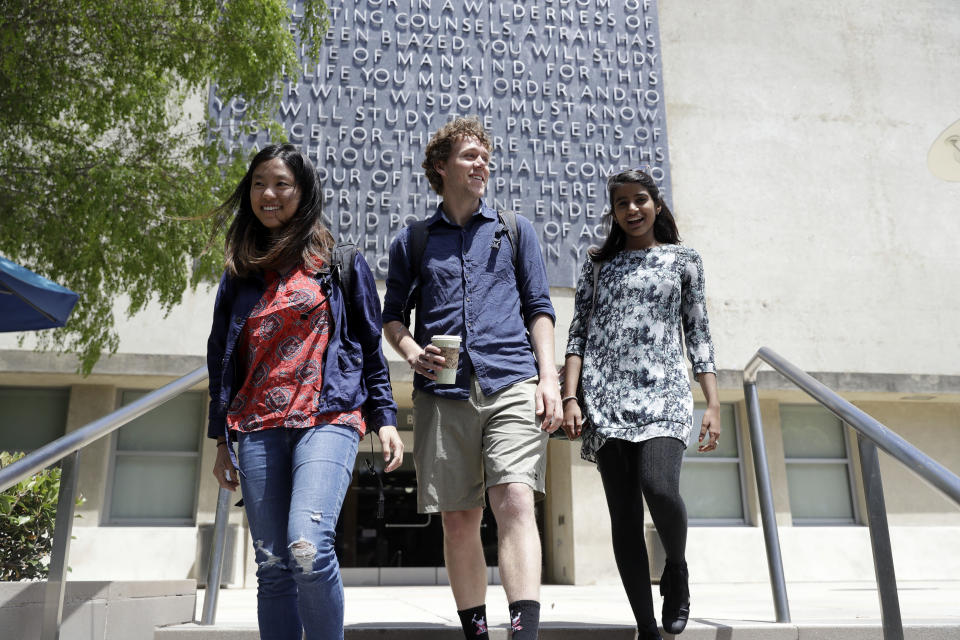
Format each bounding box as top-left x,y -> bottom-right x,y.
237,424 -> 359,640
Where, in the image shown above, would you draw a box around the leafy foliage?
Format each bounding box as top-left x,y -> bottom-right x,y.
0,0 -> 327,373
0,451 -> 81,581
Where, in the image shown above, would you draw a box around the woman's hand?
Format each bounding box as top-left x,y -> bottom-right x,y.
697,405 -> 722,452
213,442 -> 239,491
377,425 -> 404,472
561,397 -> 583,440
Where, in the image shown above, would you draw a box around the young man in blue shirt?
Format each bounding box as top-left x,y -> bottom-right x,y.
383,117 -> 563,640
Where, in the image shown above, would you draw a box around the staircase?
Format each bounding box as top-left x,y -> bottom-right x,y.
151,582 -> 960,640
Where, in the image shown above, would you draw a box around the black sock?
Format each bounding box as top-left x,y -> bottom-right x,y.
457,604 -> 489,639
508,600 -> 540,639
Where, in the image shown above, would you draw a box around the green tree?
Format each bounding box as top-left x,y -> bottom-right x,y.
0,0 -> 327,373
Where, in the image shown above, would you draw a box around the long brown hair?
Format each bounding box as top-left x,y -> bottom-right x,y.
211,144 -> 334,278
590,169 -> 680,262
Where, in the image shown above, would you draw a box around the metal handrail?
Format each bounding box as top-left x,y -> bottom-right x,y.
0,365 -> 210,640
743,347 -> 960,640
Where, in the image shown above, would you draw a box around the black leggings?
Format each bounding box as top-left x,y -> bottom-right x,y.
596,437 -> 688,630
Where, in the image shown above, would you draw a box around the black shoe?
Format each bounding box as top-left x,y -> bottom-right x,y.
660,560 -> 690,634
638,623 -> 663,640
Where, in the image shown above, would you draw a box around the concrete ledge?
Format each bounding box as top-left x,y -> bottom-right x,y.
0,580 -> 196,640
154,621 -> 960,639
157,622 -> 637,639
751,369 -> 960,397
172,581 -> 960,639
4,347 -> 960,399
795,623 -> 960,640
0,349 -> 205,378
5,346 -> 959,398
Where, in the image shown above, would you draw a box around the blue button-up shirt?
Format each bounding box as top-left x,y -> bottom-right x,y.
383,200 -> 556,399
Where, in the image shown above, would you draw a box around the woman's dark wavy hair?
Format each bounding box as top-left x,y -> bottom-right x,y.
211,144 -> 334,278
590,169 -> 680,262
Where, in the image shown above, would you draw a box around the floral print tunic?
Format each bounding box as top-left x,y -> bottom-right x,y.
226,264 -> 366,437
565,245 -> 716,463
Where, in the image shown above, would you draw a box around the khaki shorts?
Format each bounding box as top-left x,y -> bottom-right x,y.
412,376 -> 547,513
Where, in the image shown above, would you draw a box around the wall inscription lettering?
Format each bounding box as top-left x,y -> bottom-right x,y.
210,0 -> 671,285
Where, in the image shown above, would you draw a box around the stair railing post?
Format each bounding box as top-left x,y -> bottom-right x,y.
743,375 -> 791,623
41,450 -> 81,640
200,486 -> 232,625
857,434 -> 904,640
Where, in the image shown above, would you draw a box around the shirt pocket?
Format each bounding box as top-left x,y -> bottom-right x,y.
314,351 -> 361,408
422,259 -> 460,308
481,240 -> 516,283
337,343 -> 363,374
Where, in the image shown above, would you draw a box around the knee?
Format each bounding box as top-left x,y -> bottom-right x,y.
253,539 -> 287,575
607,500 -> 643,530
489,484 -> 534,528
644,484 -> 684,515
442,509 -> 482,543
289,533 -> 337,579
253,540 -> 294,593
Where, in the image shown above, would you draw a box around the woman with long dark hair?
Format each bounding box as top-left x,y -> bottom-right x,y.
206,144 -> 403,640
562,169 -> 720,640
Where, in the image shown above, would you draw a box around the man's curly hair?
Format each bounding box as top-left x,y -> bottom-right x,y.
421,116 -> 492,195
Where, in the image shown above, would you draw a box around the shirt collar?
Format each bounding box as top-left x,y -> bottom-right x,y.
428,198 -> 496,228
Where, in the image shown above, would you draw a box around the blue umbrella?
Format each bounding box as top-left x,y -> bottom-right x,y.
0,255 -> 79,332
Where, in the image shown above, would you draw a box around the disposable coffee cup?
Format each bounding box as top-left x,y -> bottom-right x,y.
431,335 -> 461,385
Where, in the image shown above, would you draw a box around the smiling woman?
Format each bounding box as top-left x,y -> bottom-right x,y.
562,169 -> 719,640
250,159 -> 302,231
205,143 -> 403,640
210,145 -> 331,278
611,182 -> 660,249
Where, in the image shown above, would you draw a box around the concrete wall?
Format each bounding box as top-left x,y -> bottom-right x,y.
854,401 -> 960,525
660,0 -> 960,376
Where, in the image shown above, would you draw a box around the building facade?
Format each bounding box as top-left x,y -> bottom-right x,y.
2,0 -> 959,588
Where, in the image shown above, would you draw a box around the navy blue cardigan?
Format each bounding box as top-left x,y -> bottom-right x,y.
206,251 -> 398,441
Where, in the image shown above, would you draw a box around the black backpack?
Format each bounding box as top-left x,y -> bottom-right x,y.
400,210 -> 520,326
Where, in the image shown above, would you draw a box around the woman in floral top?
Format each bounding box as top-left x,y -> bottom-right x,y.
562,169 -> 720,640
206,144 -> 403,640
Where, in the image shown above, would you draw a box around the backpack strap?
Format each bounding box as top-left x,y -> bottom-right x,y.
400,219 -> 430,327
331,241 -> 359,313
495,209 -> 520,273
407,219 -> 430,274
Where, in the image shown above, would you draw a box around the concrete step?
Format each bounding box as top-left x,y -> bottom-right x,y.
156,621 -> 960,639
170,582 -> 960,640
0,580 -> 196,640
156,623 -> 635,639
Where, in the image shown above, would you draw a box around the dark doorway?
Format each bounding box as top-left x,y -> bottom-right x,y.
337,454 -> 543,579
